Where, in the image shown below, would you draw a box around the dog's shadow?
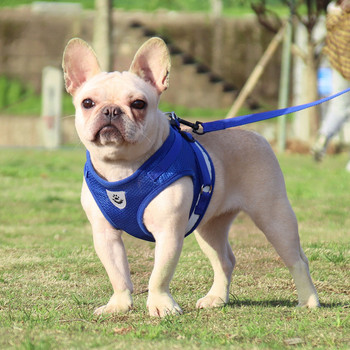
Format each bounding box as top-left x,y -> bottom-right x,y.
226,298 -> 294,308
225,298 -> 346,309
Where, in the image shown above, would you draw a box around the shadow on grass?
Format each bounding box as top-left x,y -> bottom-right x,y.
226,299 -> 295,308
225,298 -> 347,309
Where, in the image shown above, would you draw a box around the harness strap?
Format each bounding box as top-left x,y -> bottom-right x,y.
185,139 -> 215,233
147,128 -> 182,182
191,141 -> 213,215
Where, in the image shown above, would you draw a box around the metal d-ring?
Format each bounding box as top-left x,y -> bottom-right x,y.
200,185 -> 212,194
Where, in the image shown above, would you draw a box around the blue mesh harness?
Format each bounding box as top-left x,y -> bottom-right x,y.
84,123 -> 215,242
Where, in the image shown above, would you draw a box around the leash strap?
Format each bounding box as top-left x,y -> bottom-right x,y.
169,87 -> 350,135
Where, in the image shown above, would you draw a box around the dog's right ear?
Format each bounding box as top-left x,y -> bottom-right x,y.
62,38 -> 101,96
129,37 -> 171,95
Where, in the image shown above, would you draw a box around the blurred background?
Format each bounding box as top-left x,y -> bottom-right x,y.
0,0 -> 349,154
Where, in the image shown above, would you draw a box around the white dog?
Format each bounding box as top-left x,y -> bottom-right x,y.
62,37 -> 320,317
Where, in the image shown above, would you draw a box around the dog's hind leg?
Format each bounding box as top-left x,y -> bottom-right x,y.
195,212 -> 237,309
247,195 -> 320,308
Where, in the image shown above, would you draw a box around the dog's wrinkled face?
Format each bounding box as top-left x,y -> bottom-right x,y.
73,71 -> 157,147
62,38 -> 171,160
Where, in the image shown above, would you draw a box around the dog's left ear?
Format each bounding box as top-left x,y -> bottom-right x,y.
129,37 -> 171,94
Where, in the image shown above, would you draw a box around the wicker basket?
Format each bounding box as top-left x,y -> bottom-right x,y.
324,11 -> 350,80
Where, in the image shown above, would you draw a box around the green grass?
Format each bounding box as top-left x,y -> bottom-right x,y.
0,0 -> 289,16
0,0 -> 238,12
0,148 -> 349,349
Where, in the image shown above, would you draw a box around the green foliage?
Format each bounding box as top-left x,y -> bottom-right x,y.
0,0 -> 268,14
0,0 -> 313,17
0,76 -> 24,109
0,75 -> 40,115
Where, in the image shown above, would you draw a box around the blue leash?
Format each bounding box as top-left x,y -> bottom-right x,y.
168,87 -> 350,135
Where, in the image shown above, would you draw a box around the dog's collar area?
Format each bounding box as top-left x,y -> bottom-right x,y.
84,125 -> 215,242
166,112 -> 204,136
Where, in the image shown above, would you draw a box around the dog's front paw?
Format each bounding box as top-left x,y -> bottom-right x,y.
297,294 -> 320,308
147,292 -> 183,317
196,294 -> 227,309
94,290 -> 133,315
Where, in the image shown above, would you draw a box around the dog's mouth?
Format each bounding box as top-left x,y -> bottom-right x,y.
87,111 -> 142,146
95,124 -> 124,144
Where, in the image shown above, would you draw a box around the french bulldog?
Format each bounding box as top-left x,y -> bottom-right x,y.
62,37 -> 320,317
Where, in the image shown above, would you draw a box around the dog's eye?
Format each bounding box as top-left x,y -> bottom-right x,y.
131,100 -> 147,110
82,98 -> 95,109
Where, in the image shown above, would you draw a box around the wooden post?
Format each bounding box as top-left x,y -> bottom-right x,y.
226,24 -> 286,119
278,14 -> 293,153
210,0 -> 223,75
93,0 -> 113,72
292,19 -> 325,143
41,67 -> 62,149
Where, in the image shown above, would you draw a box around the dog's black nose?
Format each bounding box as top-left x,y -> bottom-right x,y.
102,105 -> 122,120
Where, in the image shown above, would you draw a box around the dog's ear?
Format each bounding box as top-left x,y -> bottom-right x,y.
62,38 -> 101,95
129,37 -> 171,94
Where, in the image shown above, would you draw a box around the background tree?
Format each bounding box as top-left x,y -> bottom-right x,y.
251,0 -> 332,140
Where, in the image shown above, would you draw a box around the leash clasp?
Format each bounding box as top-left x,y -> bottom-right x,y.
192,121 -> 204,135
166,112 -> 205,135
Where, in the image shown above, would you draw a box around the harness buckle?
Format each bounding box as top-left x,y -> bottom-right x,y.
167,112 -> 181,130
200,185 -> 213,194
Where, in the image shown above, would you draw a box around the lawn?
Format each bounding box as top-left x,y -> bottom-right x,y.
0,147 -> 349,349
0,0 -> 278,15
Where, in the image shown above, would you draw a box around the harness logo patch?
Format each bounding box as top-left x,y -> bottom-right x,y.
106,190 -> 126,209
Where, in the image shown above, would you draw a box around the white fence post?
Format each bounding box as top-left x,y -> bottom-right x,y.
41,66 -> 62,149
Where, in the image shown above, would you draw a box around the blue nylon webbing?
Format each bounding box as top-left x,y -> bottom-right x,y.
147,128 -> 182,182
200,87 -> 350,134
